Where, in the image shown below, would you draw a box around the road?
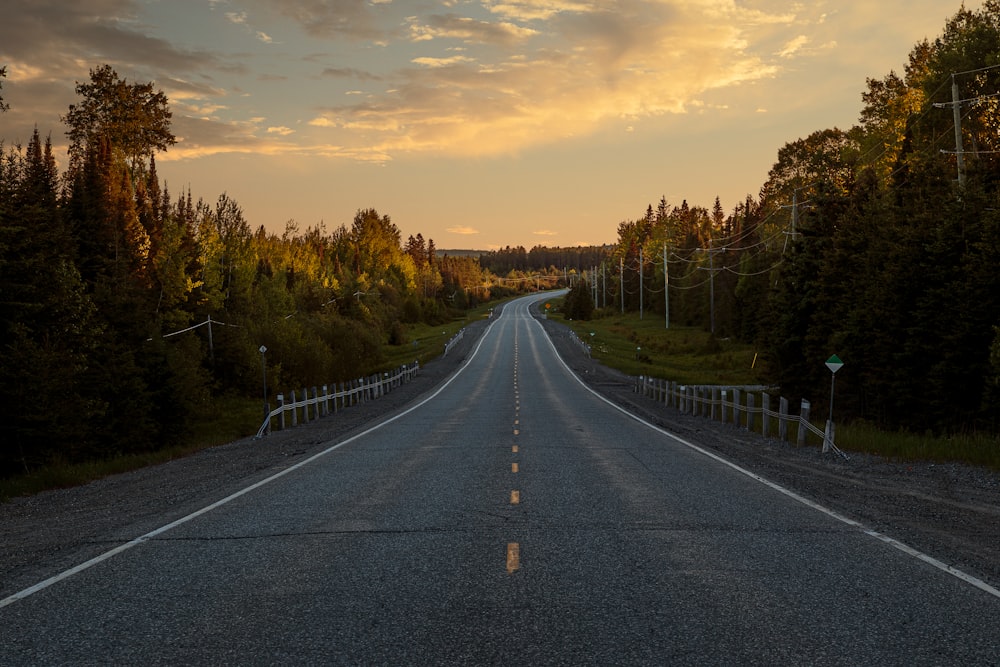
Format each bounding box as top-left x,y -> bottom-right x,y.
2,294 -> 999,665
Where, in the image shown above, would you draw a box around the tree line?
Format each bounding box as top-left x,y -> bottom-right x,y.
0,66 -> 549,477
583,3 -> 1000,436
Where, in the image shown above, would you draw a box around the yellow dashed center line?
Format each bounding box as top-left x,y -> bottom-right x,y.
507,543 -> 520,574
510,490 -> 520,504
512,445 -> 518,453
512,462 -> 519,473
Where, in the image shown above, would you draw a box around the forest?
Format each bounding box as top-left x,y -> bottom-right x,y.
574,3 -> 1000,437
0,65 -> 556,477
3,3 -> 1000,477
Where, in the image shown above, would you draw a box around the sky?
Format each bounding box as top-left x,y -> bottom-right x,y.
0,0 -> 983,249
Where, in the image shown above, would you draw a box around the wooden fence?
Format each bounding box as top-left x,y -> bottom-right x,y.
634,376 -> 848,458
255,362 -> 420,438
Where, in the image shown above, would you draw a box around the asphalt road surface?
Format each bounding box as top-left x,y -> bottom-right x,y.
2,294 -> 999,665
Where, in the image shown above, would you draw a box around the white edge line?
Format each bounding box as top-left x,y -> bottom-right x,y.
529,300 -> 1000,601
1,308 -> 507,610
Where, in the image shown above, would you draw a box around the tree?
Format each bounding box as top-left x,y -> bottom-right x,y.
62,65 -> 175,179
563,279 -> 594,321
0,132 -> 104,473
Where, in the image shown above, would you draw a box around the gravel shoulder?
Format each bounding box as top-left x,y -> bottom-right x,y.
3,301 -> 999,599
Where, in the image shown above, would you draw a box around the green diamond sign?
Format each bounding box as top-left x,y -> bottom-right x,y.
825,354 -> 844,374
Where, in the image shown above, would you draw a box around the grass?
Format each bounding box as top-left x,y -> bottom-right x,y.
0,395 -> 261,502
565,303 -> 1000,470
837,421 -> 1000,469
379,302 -> 498,371
557,307 -> 766,386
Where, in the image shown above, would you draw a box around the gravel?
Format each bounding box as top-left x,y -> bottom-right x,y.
3,301 -> 999,599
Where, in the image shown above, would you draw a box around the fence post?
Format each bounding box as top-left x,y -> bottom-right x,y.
779,396 -> 789,442
721,390 -> 728,423
277,393 -> 285,430
746,392 -> 756,432
311,387 -> 318,420
733,389 -> 741,426
762,393 -> 771,439
797,399 -> 811,446
290,389 -> 298,427
322,385 -> 329,416
824,419 -> 835,454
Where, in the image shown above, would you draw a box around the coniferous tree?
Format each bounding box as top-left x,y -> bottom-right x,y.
0,132 -> 103,473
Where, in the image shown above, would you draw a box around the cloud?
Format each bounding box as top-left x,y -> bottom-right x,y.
411,55 -> 476,68
321,67 -> 383,81
446,226 -> 480,235
484,0 -> 592,22
0,0 -> 818,168
407,14 -> 538,44
533,229 -> 558,236
776,35 -> 809,58
266,0 -> 387,41
267,126 -> 295,135
305,0 -> 785,159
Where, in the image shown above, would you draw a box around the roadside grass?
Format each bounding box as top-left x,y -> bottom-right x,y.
557,307 -> 765,386
0,395 -> 261,502
379,302 -> 498,371
836,421 -> 1000,470
557,303 -> 1000,470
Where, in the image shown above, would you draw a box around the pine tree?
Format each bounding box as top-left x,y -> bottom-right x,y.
0,132 -> 104,473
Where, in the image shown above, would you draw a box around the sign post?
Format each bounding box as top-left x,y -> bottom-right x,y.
824,355 -> 844,453
259,345 -> 269,435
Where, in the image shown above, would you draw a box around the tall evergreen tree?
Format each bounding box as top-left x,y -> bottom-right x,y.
0,132 -> 103,473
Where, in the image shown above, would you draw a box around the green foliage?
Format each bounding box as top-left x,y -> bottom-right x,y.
0,65 -> 553,483
562,279 -> 594,320
837,421 -> 1000,470
560,307 -> 763,386
62,64 -> 175,176
600,3 -> 1000,439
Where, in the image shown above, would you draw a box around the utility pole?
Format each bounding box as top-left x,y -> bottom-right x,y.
792,189 -> 798,238
639,247 -> 644,320
663,243 -> 669,329
934,74 -> 967,187
708,237 -> 715,335
602,263 -> 607,309
952,74 -> 966,188
620,256 -> 624,314
592,265 -> 598,308
697,239 -> 720,335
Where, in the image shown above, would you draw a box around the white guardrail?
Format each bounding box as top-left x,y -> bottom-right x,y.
634,376 -> 848,459
255,362 -> 420,438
